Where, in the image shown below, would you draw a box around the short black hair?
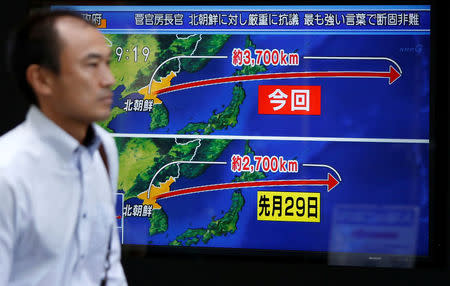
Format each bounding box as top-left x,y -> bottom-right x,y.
6,9 -> 92,106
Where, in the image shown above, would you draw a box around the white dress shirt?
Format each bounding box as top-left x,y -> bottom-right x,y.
0,106 -> 127,286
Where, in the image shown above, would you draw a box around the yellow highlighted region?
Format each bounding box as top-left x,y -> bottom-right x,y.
137,177 -> 176,209
138,71 -> 176,104
257,191 -> 320,223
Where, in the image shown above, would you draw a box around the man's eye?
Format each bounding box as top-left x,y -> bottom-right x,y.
87,62 -> 99,67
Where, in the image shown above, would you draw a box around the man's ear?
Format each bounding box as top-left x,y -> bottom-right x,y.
25,64 -> 55,98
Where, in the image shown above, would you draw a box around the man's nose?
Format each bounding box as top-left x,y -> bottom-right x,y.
101,64 -> 116,87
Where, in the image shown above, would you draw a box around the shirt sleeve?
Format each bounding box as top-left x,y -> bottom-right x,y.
103,132 -> 128,285
106,225 -> 128,286
0,176 -> 17,286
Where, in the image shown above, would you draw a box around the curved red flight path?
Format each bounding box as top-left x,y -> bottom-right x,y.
155,66 -> 401,95
155,173 -> 339,200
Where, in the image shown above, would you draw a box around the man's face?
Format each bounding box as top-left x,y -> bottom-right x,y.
50,17 -> 115,125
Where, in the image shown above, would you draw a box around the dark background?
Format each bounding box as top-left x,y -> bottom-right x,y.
1,0 -> 448,285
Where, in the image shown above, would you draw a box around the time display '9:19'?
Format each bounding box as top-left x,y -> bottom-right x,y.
115,46 -> 150,62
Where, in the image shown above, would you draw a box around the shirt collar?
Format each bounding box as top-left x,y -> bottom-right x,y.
83,124 -> 102,156
26,105 -> 102,162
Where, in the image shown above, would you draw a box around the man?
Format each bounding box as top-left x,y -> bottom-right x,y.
0,10 -> 127,285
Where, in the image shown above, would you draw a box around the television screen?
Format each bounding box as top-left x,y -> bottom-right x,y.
54,4 -> 432,267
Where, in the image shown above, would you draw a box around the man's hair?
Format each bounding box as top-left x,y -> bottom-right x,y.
6,9 -> 93,106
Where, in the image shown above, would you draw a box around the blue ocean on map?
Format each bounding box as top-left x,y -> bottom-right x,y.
112,34 -> 430,255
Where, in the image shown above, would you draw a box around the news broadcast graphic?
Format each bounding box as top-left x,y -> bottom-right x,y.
58,5 -> 430,260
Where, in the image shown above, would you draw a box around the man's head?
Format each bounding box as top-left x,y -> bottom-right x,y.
8,10 -> 115,127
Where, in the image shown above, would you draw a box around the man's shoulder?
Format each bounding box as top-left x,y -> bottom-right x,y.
0,123 -> 38,170
94,124 -> 117,152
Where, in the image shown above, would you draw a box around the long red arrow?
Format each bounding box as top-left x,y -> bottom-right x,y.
155,66 -> 401,95
155,173 -> 339,200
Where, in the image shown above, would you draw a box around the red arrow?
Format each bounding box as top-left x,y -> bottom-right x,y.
155,66 -> 401,95
155,173 -> 339,200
